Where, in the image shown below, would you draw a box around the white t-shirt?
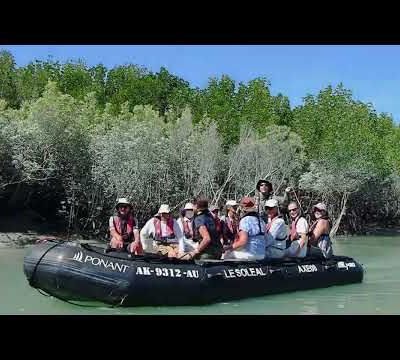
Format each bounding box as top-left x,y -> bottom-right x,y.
286,217 -> 309,258
140,217 -> 183,252
296,217 -> 309,235
176,217 -> 197,254
176,217 -> 193,238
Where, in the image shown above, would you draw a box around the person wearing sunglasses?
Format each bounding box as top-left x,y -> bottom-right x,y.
264,199 -> 287,259
220,200 -> 239,246
307,203 -> 333,258
285,201 -> 309,258
255,179 -> 292,222
109,198 -> 142,254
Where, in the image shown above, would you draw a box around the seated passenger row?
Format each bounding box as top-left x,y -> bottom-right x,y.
108,197 -> 333,261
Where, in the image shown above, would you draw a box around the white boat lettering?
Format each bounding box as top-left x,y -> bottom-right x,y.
224,267 -> 267,278
337,261 -> 356,270
68,253 -> 130,273
298,264 -> 318,273
136,267 -> 197,278
136,266 -> 151,275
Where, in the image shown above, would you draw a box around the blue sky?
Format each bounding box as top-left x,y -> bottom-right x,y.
2,45 -> 400,123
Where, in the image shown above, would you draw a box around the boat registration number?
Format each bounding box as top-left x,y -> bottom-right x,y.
135,266 -> 199,278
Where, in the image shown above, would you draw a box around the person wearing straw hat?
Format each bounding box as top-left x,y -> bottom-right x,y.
177,202 -> 198,255
223,196 -> 266,260
109,198 -> 142,254
220,199 -> 239,245
264,199 -> 287,259
140,204 -> 183,257
307,202 -> 333,258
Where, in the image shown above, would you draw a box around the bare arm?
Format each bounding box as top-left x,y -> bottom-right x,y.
311,219 -> 329,244
195,225 -> 211,254
294,218 -> 309,256
109,217 -> 123,249
110,229 -> 122,242
298,233 -> 308,249
133,229 -> 140,243
231,230 -> 248,250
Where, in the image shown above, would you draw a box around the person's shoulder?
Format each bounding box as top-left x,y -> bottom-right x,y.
297,217 -> 309,229
318,218 -> 329,225
194,215 -> 204,225
272,194 -> 283,201
241,213 -> 256,222
238,217 -> 251,232
144,217 -> 154,226
298,218 -> 308,227
239,215 -> 250,225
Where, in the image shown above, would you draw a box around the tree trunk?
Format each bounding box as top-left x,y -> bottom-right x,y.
330,192 -> 348,238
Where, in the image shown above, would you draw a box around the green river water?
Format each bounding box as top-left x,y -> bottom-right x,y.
1,235 -> 399,315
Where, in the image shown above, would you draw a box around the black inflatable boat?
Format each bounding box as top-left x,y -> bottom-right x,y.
24,240 -> 364,306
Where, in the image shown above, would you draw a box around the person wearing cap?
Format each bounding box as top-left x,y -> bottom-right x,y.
220,200 -> 239,245
140,204 -> 183,257
284,201 -> 309,258
210,204 -> 221,219
223,196 -> 266,260
183,198 -> 223,260
255,179 -> 292,222
264,198 -> 288,259
307,203 -> 333,258
177,202 -> 198,255
109,198 -> 142,254
209,204 -> 223,244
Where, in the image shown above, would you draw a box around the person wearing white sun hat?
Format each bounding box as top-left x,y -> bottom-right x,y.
223,196 -> 266,260
176,202 -> 198,255
220,200 -> 239,245
109,198 -> 142,254
264,198 -> 287,259
140,204 -> 183,257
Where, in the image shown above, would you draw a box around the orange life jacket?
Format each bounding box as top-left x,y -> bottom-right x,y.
289,216 -> 302,241
214,216 -> 222,235
182,218 -> 193,239
225,216 -> 238,235
153,217 -> 175,241
112,214 -> 136,241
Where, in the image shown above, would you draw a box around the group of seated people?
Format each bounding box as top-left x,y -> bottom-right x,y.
109,189 -> 333,262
